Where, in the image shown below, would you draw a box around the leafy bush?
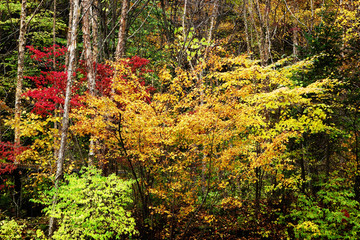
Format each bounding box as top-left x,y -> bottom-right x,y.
38,167 -> 137,240
0,219 -> 26,240
288,178 -> 360,239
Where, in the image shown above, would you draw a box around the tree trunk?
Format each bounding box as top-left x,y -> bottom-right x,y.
82,0 -> 97,165
353,117 -> 360,202
264,0 -> 272,64
53,0 -> 61,160
14,0 -> 45,216
250,0 -> 271,66
48,0 -> 81,235
56,0 -> 80,190
82,0 -> 96,95
293,24 -> 298,59
91,0 -> 99,59
14,0 -> 27,164
292,4 -> 298,60
247,0 -> 261,61
111,0 -> 118,55
160,0 -> 173,44
115,0 -> 129,60
243,0 -> 251,55
206,0 -> 219,53
255,166 -> 262,212
201,0 -> 219,193
53,0 -> 56,70
300,151 -> 306,193
65,0 -> 74,67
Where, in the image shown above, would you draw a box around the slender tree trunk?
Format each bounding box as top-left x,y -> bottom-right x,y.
325,135 -> 331,181
248,0 -> 261,61
243,0 -> 251,55
293,24 -> 298,59
65,0 -> 74,67
201,0 -> 219,193
13,169 -> 22,217
115,0 -> 129,60
82,0 -> 96,165
292,4 -> 298,60
48,0 -> 81,235
182,0 -> 187,45
82,0 -> 96,95
91,0 -> 99,59
310,0 -> 314,32
91,0 -> 101,164
56,0 -> 80,189
181,0 -> 193,69
300,151 -> 306,193
53,0 -> 60,160
160,0 -> 172,44
14,0 -> 27,164
14,0 -> 45,216
205,0 -> 219,55
353,117 -> 360,202
255,166 -> 262,212
255,141 -> 262,213
252,0 -> 271,65
265,0 -> 272,64
254,0 -> 265,64
111,0 -> 118,55
53,0 -> 56,70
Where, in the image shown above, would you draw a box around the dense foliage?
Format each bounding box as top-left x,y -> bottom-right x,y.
35,167 -> 137,239
0,0 -> 360,239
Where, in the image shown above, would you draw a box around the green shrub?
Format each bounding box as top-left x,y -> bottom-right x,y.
39,167 -> 137,240
288,178 -> 360,239
0,219 -> 26,240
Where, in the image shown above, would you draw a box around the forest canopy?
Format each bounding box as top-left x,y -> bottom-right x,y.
0,0 -> 360,239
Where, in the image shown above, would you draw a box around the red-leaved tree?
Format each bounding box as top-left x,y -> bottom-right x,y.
24,45 -> 114,116
0,142 -> 27,190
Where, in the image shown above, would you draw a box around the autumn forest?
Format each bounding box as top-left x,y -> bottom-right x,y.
0,0 -> 360,239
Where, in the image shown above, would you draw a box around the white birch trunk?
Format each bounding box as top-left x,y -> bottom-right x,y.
82,0 -> 96,165
14,0 -> 27,164
48,0 -> 81,235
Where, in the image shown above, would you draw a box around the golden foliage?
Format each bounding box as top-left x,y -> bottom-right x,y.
69,52 -> 334,233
